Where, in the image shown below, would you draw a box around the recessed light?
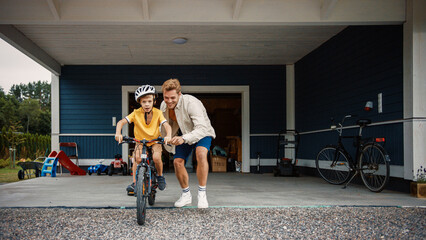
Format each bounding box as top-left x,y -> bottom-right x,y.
172,37 -> 188,44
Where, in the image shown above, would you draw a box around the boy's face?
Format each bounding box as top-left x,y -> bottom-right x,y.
138,94 -> 154,112
163,89 -> 181,110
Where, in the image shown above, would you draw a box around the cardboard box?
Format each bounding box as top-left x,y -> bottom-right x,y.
211,156 -> 227,172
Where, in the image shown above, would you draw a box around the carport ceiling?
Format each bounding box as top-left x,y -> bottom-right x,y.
0,0 -> 405,72
13,24 -> 346,65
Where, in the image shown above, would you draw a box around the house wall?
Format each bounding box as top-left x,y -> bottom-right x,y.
295,25 -> 404,176
59,66 -> 286,161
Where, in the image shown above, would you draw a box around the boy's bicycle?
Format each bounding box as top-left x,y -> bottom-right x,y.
315,115 -> 390,192
121,136 -> 164,225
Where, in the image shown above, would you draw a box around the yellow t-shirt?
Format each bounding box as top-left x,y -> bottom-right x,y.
125,107 -> 166,146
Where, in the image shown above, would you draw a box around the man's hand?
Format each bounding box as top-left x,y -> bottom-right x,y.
170,136 -> 185,145
115,134 -> 123,143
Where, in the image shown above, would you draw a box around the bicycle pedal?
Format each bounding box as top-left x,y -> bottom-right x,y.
127,191 -> 135,196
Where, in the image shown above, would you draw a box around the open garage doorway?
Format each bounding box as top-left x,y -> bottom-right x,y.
121,85 -> 250,173
127,92 -> 242,173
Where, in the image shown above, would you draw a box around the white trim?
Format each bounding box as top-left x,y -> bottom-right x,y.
51,74 -> 60,152
286,64 -> 295,130
297,159 -> 404,178
58,133 -> 115,136
0,25 -> 61,75
403,0 -> 426,181
298,119 -> 412,135
122,85 -> 251,173
250,133 -> 279,137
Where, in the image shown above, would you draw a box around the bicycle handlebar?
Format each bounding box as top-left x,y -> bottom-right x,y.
120,136 -> 165,145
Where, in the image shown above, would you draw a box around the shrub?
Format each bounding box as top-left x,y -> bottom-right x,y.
0,158 -> 10,168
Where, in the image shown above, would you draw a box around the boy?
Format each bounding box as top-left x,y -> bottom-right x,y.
115,85 -> 172,194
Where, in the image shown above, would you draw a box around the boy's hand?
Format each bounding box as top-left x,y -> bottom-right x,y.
163,136 -> 171,145
115,134 -> 123,143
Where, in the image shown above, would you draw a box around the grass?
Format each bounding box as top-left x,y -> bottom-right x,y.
0,166 -> 37,183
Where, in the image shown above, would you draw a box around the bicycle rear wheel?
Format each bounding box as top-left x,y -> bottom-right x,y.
359,143 -> 390,192
136,166 -> 148,225
316,146 -> 351,185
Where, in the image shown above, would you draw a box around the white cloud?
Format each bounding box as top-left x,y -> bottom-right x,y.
0,38 -> 51,93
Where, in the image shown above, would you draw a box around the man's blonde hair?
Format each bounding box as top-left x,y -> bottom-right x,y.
162,78 -> 181,93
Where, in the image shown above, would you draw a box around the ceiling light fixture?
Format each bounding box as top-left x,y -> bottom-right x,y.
172,37 -> 188,44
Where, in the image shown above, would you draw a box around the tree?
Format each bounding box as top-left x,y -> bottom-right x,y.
0,94 -> 19,130
9,80 -> 51,110
19,99 -> 42,133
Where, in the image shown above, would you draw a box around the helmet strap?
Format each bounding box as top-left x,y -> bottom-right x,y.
144,110 -> 152,123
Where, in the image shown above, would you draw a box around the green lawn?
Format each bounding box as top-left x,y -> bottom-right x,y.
0,166 -> 37,183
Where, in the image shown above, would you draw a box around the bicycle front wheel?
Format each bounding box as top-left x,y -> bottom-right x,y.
136,167 -> 148,225
316,146 -> 351,185
359,143 -> 390,192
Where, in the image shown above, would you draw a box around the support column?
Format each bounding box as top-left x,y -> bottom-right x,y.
51,73 -> 60,152
403,0 -> 426,180
286,64 -> 296,160
286,64 -> 295,130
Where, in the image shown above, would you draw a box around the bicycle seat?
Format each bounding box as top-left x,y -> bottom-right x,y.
356,119 -> 371,127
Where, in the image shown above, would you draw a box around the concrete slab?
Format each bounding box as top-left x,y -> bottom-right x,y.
0,173 -> 425,208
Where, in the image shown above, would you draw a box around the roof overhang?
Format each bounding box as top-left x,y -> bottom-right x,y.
0,0 -> 406,75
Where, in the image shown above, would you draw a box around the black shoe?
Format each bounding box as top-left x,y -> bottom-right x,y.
157,176 -> 166,191
126,182 -> 135,195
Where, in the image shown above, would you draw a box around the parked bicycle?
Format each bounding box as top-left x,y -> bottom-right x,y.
315,115 -> 390,192
120,136 -> 165,225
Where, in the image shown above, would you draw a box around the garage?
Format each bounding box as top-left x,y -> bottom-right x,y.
0,0 -> 424,184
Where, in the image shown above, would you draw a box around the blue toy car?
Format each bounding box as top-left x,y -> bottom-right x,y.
88,160 -> 109,175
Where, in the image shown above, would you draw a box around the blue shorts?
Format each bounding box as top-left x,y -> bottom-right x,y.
174,137 -> 213,162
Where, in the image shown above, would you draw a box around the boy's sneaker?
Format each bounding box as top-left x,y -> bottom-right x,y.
174,192 -> 192,208
198,191 -> 208,209
157,176 -> 166,191
126,182 -> 135,195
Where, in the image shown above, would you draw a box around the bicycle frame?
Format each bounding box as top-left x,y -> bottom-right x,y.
126,137 -> 162,196
120,136 -> 164,225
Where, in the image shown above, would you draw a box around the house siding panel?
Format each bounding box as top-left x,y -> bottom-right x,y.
295,25 -> 403,166
60,66 -> 286,159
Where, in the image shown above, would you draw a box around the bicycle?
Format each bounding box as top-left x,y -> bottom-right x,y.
120,136 -> 164,225
315,115 -> 390,192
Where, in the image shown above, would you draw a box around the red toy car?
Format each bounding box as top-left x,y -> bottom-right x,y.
108,154 -> 128,176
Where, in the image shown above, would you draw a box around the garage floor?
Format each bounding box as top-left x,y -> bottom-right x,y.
0,173 -> 424,208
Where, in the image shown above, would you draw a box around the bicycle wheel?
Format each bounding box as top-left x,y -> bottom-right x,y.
136,166 -> 148,225
316,146 -> 351,185
359,143 -> 390,192
148,174 -> 156,206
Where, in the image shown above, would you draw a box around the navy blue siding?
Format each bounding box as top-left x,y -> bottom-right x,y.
295,25 -> 403,165
59,136 -> 120,159
60,66 -> 286,159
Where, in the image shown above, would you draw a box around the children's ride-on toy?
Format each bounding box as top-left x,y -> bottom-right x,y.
88,159 -> 109,175
108,154 -> 128,176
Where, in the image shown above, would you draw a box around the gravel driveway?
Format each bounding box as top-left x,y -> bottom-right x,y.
1,207 -> 425,239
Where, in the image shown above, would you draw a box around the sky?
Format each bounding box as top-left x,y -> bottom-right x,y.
0,38 -> 51,93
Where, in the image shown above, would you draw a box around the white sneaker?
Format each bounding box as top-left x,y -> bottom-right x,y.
197,191 -> 208,209
174,192 -> 192,208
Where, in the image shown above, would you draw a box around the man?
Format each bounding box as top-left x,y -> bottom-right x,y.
160,78 -> 216,208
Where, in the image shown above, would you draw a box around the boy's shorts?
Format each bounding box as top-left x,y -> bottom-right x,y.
133,143 -> 162,163
174,137 -> 212,162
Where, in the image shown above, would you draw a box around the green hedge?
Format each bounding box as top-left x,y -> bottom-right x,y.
0,128 -> 50,161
